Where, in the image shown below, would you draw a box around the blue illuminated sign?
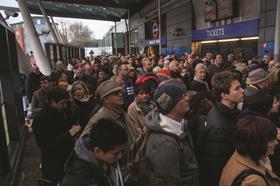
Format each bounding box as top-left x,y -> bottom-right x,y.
192,19 -> 259,41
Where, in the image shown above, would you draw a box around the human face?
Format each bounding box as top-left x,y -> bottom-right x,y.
92,145 -> 125,165
55,61 -> 64,71
99,71 -> 108,81
271,97 -> 279,113
83,64 -> 92,76
215,55 -> 223,65
105,90 -> 123,107
50,99 -> 68,110
120,64 -> 129,77
195,68 -> 207,80
136,90 -> 150,103
40,80 -> 49,91
226,80 -> 244,104
171,61 -> 179,72
73,84 -> 86,99
266,139 -> 278,156
172,93 -> 190,115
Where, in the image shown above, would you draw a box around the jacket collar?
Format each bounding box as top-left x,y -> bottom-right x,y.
215,102 -> 239,121
159,113 -> 185,137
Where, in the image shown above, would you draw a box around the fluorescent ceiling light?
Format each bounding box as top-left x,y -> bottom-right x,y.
218,38 -> 240,42
200,40 -> 217,44
241,37 -> 259,40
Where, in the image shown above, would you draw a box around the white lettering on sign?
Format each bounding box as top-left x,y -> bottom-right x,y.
206,28 -> 225,37
148,39 -> 159,45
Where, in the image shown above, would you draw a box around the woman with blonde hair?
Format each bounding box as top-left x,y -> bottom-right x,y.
70,81 -> 98,129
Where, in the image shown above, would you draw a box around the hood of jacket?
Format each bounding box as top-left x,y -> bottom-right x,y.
146,108 -> 187,139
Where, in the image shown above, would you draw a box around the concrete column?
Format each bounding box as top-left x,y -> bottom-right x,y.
17,0 -> 51,75
36,0 -> 60,44
158,0 -> 162,56
274,0 -> 280,62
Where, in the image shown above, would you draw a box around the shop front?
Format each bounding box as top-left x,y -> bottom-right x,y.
192,19 -> 259,59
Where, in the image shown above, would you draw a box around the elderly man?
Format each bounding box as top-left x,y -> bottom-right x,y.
145,79 -> 199,186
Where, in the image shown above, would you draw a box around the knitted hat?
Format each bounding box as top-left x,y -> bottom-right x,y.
96,79 -> 122,102
247,68 -> 268,84
153,79 -> 186,114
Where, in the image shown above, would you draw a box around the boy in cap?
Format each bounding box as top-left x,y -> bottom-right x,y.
145,79 -> 199,186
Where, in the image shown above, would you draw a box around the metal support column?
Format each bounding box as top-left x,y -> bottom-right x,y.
274,0 -> 280,62
36,0 -> 59,43
50,16 -> 64,44
115,21 -> 118,55
128,10 -> 131,54
158,0 -> 162,56
17,0 -> 51,75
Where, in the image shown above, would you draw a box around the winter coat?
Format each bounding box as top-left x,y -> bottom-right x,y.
145,109 -> 199,186
73,96 -> 98,129
30,88 -> 48,118
32,104 -> 74,179
62,138 -> 122,186
190,79 -> 209,92
197,102 -> 239,186
220,151 -> 280,186
26,71 -> 43,102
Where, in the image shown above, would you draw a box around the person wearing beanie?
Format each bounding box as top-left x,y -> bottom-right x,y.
197,71 -> 244,186
145,79 -> 199,186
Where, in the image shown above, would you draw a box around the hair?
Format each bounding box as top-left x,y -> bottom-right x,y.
88,118 -> 128,152
47,87 -> 69,103
70,80 -> 90,98
212,71 -> 239,101
40,75 -> 50,82
195,63 -> 208,71
169,60 -> 178,70
269,65 -> 280,87
236,116 -> 277,164
247,90 -> 274,115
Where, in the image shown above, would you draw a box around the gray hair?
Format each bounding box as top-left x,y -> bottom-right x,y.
195,63 -> 208,71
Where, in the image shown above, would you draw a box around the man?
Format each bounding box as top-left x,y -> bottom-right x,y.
118,64 -> 135,109
145,79 -> 199,186
243,68 -> 269,110
32,87 -> 81,185
169,60 -> 181,79
27,64 -> 43,102
30,76 -> 51,118
259,53 -> 271,71
61,118 -> 128,186
209,54 -> 224,77
197,71 -> 244,186
204,52 -> 213,67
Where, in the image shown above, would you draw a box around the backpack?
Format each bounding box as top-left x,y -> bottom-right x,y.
231,168 -> 269,186
125,126 -> 151,186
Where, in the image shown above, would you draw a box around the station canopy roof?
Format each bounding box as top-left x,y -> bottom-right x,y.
1,0 -> 149,21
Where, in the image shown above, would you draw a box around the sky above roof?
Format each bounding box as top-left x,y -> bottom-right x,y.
0,0 -> 115,39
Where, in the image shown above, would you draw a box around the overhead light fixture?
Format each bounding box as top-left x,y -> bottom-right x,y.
201,40 -> 218,44
218,38 -> 240,42
241,37 -> 259,40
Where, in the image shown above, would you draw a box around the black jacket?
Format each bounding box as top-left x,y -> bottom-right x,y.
61,152 -> 112,186
197,102 -> 239,186
190,80 -> 209,92
32,104 -> 74,176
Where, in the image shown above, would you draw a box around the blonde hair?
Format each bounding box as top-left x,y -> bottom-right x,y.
269,64 -> 280,86
70,80 -> 90,97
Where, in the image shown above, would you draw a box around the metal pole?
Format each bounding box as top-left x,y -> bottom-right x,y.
36,0 -> 60,43
274,0 -> 280,62
17,0 -> 51,75
158,0 -> 162,56
50,16 -> 64,44
115,21 -> 118,55
128,10 -> 131,54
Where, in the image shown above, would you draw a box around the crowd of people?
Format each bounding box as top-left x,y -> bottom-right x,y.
25,50 -> 280,186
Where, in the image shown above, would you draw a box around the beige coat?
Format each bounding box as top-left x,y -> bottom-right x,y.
220,151 -> 280,186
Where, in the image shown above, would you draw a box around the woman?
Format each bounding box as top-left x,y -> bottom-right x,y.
219,116 -> 280,186
190,63 -> 210,92
70,81 -> 98,129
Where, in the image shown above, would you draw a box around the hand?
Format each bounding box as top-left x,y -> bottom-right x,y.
68,125 -> 81,136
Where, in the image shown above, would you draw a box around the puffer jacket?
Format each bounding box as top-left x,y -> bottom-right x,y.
145,109 -> 199,186
197,102 -> 239,186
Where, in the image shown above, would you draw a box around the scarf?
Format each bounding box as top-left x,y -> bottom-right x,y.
74,95 -> 90,102
194,76 -> 210,91
135,98 -> 155,115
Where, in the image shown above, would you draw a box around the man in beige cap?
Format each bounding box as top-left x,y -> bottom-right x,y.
81,79 -> 135,140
